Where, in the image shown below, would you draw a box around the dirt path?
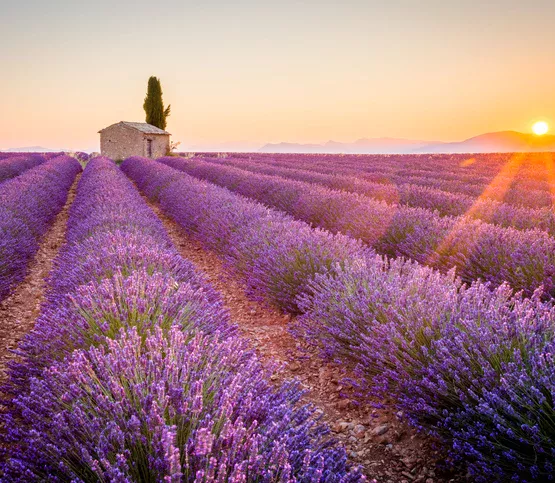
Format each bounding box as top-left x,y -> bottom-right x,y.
144,197 -> 465,483
0,176 -> 79,384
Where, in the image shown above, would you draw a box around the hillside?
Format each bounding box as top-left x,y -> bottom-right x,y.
260,131 -> 555,154
418,131 -> 555,153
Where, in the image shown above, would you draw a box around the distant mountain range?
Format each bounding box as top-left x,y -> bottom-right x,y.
415,131 -> 555,154
1,146 -> 65,153
260,131 -> 555,154
260,138 -> 435,154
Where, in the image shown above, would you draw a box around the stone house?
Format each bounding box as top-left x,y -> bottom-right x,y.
98,121 -> 170,161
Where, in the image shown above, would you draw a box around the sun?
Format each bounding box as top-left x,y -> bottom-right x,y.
532,121 -> 549,136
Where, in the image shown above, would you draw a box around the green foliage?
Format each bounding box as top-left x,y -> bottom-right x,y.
143,77 -> 171,130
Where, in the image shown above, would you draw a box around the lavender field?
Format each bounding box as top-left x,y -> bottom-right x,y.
1,153 -> 554,482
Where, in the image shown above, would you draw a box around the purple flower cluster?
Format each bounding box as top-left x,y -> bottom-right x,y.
7,326 -> 358,482
0,152 -> 58,160
2,157 -> 362,482
157,156 -> 555,298
122,157 -> 368,313
0,154 -> 46,184
297,262 -> 555,481
0,151 -> 63,161
72,151 -> 92,163
215,152 -> 555,210
0,155 -> 81,301
200,155 -> 555,235
123,156 -> 555,482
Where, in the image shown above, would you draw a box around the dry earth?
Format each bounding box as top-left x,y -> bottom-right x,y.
0,176 -> 79,385
144,197 -> 467,483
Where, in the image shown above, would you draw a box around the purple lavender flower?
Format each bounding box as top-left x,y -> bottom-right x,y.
0,154 -> 46,184
196,154 -> 555,233
123,155 -> 555,481
0,155 -> 81,300
2,157 -> 362,482
4,326 -> 361,482
156,156 -> 555,298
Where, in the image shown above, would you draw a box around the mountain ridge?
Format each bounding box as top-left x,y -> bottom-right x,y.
260,137 -> 438,154
260,131 -> 555,154
415,131 -> 555,153
0,146 -> 66,153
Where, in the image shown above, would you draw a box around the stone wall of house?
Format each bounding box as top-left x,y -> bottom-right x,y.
100,124 -> 170,160
146,134 -> 170,159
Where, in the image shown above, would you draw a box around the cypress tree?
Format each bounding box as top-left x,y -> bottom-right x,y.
143,77 -> 171,130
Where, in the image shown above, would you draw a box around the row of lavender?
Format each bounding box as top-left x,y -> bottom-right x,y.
0,155 -> 81,301
123,156 -> 555,482
1,157 -> 361,482
195,152 -> 520,185
216,151 -> 551,184
233,152 -> 555,207
199,155 -> 555,234
0,154 -> 47,184
157,156 -> 555,298
292,153 -> 551,191
330,153 -> 555,193
0,152 -> 62,161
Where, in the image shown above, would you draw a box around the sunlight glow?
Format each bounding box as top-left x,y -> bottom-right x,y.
533,121 -> 549,135
460,158 -> 476,167
428,153 -> 526,270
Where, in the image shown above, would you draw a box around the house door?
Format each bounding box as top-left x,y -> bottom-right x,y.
146,139 -> 153,158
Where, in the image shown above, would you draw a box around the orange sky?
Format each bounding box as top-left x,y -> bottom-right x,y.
1,1 -> 554,151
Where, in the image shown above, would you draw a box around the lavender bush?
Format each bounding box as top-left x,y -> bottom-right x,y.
215,152 -> 555,210
158,156 -> 555,297
3,157 -> 362,482
122,157 -> 368,313
72,151 -> 91,163
452,341 -> 555,481
4,327 -> 359,482
296,261 -> 555,482
123,156 -> 555,482
200,156 -> 555,234
0,155 -> 81,300
9,269 -> 232,387
0,154 -> 46,183
47,230 -> 213,299
6,157 -> 231,389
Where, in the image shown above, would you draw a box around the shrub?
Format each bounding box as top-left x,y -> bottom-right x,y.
4,327 -> 360,482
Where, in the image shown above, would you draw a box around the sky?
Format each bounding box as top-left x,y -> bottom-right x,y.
1,0 -> 554,151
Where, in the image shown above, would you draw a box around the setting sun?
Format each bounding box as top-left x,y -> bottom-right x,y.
533,121 -> 549,135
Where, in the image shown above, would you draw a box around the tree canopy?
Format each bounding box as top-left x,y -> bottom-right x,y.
143,76 -> 171,130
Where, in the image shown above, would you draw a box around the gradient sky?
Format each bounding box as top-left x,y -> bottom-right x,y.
1,0 -> 554,151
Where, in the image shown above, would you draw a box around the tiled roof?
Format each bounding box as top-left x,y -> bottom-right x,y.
99,122 -> 170,135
